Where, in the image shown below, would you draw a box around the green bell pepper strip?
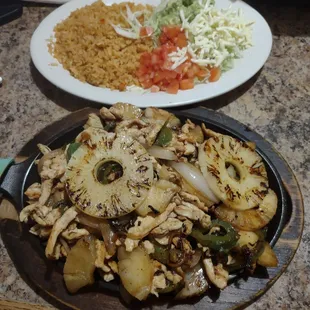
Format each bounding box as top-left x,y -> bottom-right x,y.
152,243 -> 170,265
104,121 -> 116,132
151,240 -> 185,267
155,127 -> 173,147
158,281 -> 183,294
97,162 -> 123,185
66,142 -> 82,161
190,219 -> 239,252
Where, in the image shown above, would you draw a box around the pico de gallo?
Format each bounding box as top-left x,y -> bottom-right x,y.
111,0 -> 253,94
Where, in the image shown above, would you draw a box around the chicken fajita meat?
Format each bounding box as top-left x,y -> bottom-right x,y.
20,103 -> 279,301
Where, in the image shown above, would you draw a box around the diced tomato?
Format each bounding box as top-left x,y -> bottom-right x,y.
164,70 -> 177,79
175,61 -> 191,75
159,45 -> 168,57
160,44 -> 172,56
158,80 -> 170,91
136,66 -> 148,78
153,71 -> 165,83
161,60 -> 172,71
153,47 -> 162,56
141,79 -> 153,89
151,54 -> 160,65
192,63 -> 200,75
160,44 -> 176,60
159,32 -> 169,45
185,63 -> 198,78
175,32 -> 187,48
153,70 -> 177,83
160,48 -> 168,61
185,67 -> 195,78
174,63 -> 185,74
150,85 -> 160,93
140,26 -> 154,37
175,73 -> 182,81
140,53 -> 151,66
138,73 -> 151,83
164,41 -> 176,49
196,69 -> 209,80
136,25 -> 199,94
180,78 -> 194,90
166,80 -> 179,94
209,67 -> 221,82
163,26 -> 181,40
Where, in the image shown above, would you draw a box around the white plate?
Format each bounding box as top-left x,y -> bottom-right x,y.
30,0 -> 272,108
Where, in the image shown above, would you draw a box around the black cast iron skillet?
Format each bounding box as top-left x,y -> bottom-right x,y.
0,107 -> 304,310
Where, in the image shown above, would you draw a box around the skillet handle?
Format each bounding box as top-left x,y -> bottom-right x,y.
0,157 -> 33,211
0,158 -> 13,176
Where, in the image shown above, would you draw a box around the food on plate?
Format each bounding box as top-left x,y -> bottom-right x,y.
21,103 -> 278,302
49,0 -> 253,94
49,1 -> 154,90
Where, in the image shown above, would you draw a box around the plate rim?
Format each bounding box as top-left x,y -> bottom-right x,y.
30,0 -> 273,108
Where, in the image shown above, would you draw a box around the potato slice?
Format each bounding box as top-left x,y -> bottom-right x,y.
237,231 -> 259,250
118,246 -> 154,300
257,242 -> 278,267
64,235 -> 97,293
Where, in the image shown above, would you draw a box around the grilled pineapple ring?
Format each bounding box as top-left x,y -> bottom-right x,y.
199,130 -> 269,211
215,189 -> 278,230
66,128 -> 154,218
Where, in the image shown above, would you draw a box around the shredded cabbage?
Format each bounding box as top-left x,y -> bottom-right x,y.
147,0 -> 214,36
111,24 -> 139,39
111,4 -> 152,39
